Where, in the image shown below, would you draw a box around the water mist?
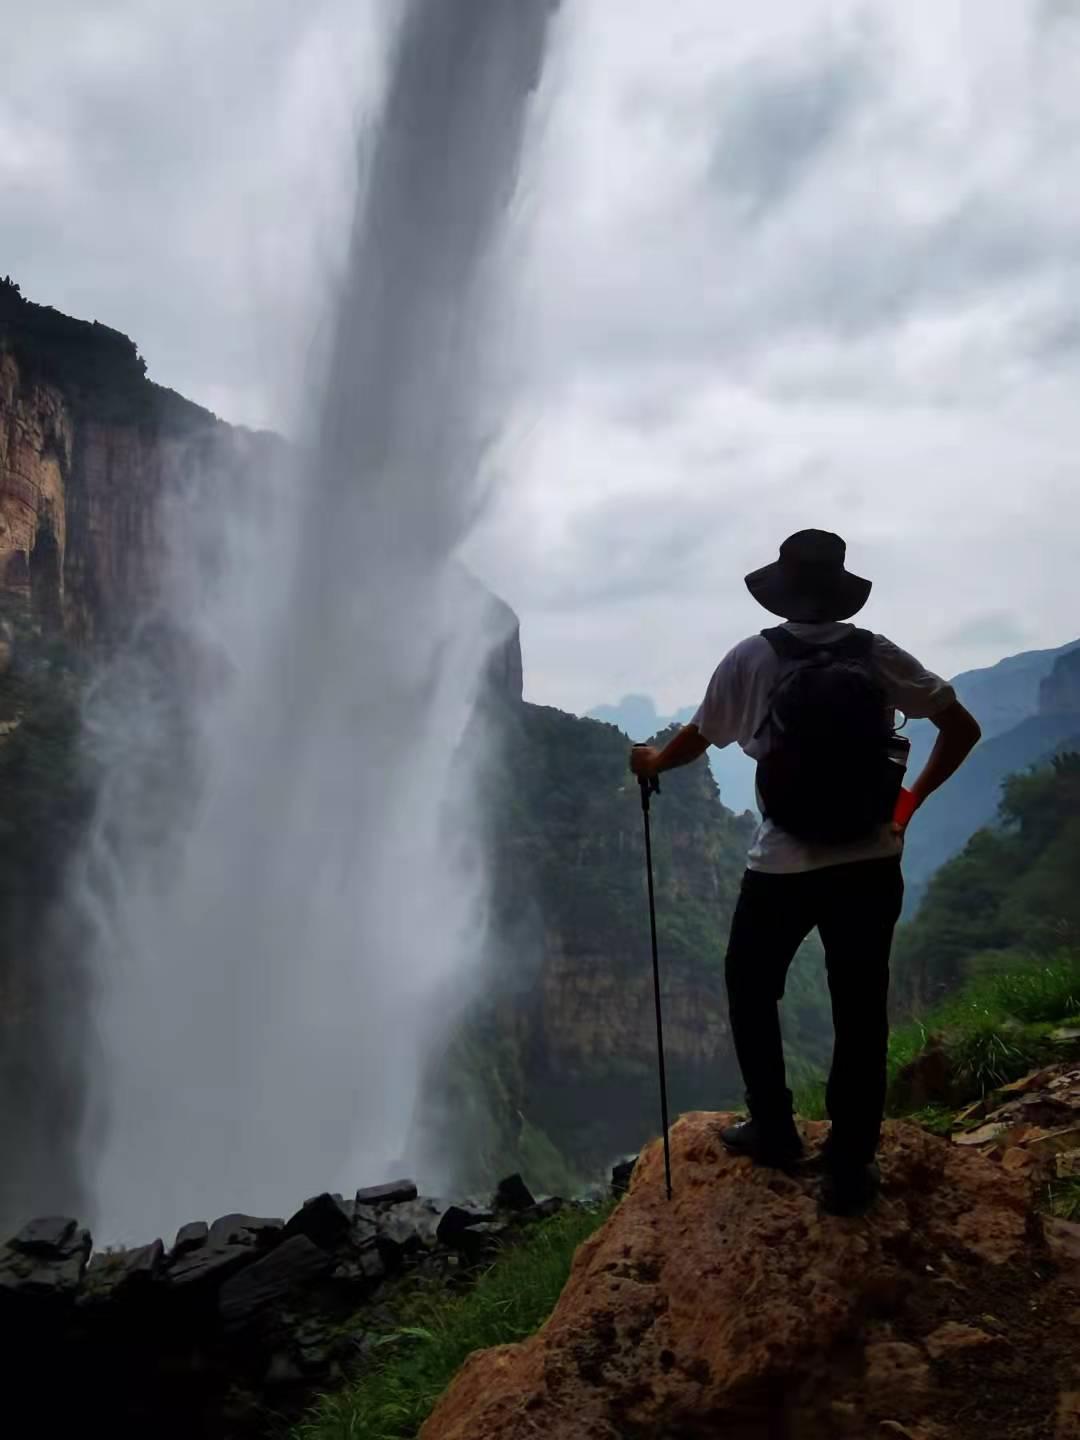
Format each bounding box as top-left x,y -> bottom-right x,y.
78,0 -> 558,1244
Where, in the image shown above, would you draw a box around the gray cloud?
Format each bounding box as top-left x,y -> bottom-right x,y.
6,0 -> 1080,712
0,0 -> 381,425
941,612 -> 1032,653
708,46 -> 871,220
1039,0 -> 1080,26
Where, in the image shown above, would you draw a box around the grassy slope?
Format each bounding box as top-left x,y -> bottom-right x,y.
794,947 -> 1080,1126
292,1205 -> 610,1440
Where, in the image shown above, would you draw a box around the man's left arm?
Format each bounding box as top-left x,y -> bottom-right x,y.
874,636 -> 981,833
894,700 -> 981,831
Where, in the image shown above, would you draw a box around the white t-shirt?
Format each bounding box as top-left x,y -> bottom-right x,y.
691,623 -> 956,874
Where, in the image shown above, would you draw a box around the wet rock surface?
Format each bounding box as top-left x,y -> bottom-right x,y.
0,1219 -> 91,1298
283,1192 -> 354,1251
354,1178 -> 418,1207
420,1114 -> 1080,1440
493,1172 -> 535,1212
218,1235 -> 334,1326
173,1220 -> 209,1255
1,1169 -> 589,1438
83,1239 -> 165,1302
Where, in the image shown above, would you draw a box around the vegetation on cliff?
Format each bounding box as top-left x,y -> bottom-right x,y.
0,607 -> 94,1226
894,749 -> 1080,1010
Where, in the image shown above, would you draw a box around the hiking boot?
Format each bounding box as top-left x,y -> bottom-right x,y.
821,1159 -> 881,1216
720,1116 -> 804,1169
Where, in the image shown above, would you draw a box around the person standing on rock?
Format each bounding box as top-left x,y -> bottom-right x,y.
628,530 -> 981,1214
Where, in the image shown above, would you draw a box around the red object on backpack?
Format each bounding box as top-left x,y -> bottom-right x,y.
892,787 -> 918,829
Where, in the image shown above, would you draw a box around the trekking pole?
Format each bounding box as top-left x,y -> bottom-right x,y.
635,763 -> 673,1201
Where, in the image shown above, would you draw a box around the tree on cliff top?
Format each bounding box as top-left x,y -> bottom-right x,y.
0,276 -> 213,432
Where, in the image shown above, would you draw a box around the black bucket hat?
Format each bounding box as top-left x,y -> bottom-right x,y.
745,529 -> 871,622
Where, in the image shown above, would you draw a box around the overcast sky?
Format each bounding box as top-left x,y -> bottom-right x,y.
5,0 -> 1080,713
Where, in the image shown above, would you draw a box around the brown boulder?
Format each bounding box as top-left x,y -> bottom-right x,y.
421,1113 -> 1075,1440
888,1035 -> 955,1110
923,1322 -> 1001,1360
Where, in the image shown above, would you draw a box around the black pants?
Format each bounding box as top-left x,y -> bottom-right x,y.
724,857 -> 903,1165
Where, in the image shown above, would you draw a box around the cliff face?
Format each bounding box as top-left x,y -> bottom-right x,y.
414,701 -> 762,1192
0,284 -> 283,1232
0,353 -> 71,628
1039,645 -> 1080,717
0,280 -> 275,645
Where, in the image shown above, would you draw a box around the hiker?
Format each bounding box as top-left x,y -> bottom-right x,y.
628,529 -> 981,1214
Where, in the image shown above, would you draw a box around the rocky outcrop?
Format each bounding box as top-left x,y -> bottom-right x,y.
1,1167 -> 578,1439
481,585 -> 524,703
422,1113 -> 1080,1440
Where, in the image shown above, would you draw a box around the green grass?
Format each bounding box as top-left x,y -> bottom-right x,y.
790,1065 -> 827,1122
906,1104 -> 957,1137
945,1018 -> 1039,1095
892,950 -> 1080,1096
885,1020 -> 932,1085
1044,1177 -> 1080,1222
292,1205 -> 610,1440
960,951 -> 1080,1025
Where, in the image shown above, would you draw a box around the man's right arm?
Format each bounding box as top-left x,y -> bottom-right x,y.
627,643 -> 744,779
629,724 -> 708,779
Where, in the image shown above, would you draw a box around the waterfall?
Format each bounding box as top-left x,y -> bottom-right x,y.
79,0 -> 558,1244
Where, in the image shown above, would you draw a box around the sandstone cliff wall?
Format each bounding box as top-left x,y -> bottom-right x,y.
0,346 -> 275,645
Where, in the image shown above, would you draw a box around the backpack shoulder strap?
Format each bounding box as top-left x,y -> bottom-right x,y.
754,627 -> 811,740
760,626 -> 814,660
829,627 -> 874,660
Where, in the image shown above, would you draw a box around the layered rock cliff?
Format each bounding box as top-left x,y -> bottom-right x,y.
0,276 -> 276,643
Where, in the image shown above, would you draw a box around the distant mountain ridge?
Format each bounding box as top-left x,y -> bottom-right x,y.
905,636 -> 1080,773
903,641 -> 1080,902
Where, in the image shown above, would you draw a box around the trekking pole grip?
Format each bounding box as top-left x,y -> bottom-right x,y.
632,748 -> 661,811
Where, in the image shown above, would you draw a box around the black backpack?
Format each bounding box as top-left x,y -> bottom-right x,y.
754,627 -> 905,845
